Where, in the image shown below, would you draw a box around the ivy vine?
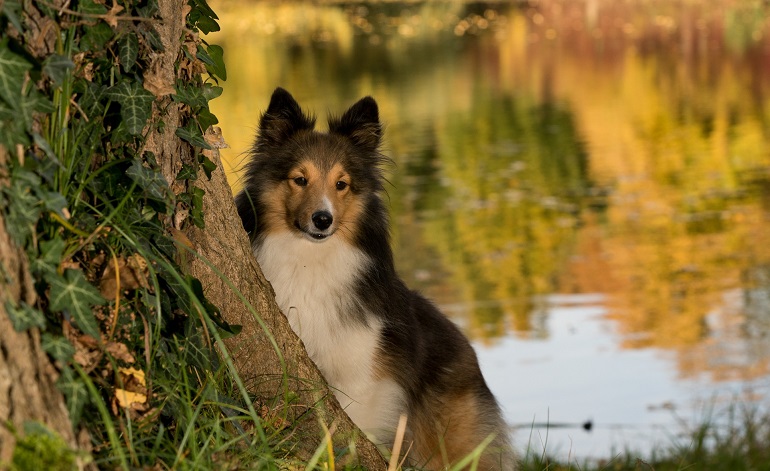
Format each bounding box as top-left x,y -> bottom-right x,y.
0,0 -> 259,467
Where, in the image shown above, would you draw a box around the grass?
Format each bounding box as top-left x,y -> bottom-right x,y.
517,402 -> 770,471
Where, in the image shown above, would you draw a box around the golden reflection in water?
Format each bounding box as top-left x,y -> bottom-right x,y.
208,0 -> 770,381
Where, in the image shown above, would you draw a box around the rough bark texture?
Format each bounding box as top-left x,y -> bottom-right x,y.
0,152 -> 75,462
144,1 -> 386,467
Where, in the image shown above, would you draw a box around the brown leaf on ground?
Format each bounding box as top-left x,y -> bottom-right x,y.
99,254 -> 150,300
104,341 -> 135,364
112,367 -> 148,414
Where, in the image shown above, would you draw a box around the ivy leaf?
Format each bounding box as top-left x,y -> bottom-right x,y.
43,55 -> 75,87
42,333 -> 75,363
57,367 -> 87,425
76,81 -> 107,118
0,101 -> 27,148
196,107 -> 218,131
196,44 -> 226,81
107,80 -> 155,135
126,160 -> 172,208
20,90 -> 55,129
31,237 -> 65,278
176,164 -> 197,181
5,171 -> 43,245
201,83 -> 223,101
77,0 -> 107,14
1,0 -> 23,32
188,0 -> 220,34
0,42 -> 32,111
189,187 -> 205,228
175,121 -> 211,149
173,81 -> 207,108
40,190 -> 69,218
5,301 -> 46,332
200,155 -> 216,180
118,33 -> 139,72
47,269 -> 105,339
81,22 -> 114,51
139,25 -> 164,52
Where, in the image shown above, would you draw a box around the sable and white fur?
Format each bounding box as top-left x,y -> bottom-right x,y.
236,88 -> 513,469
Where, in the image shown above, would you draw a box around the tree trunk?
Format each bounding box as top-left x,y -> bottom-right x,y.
144,1 -> 386,467
0,149 -> 75,462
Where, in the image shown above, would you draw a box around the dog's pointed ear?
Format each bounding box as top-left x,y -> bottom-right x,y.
257,88 -> 315,146
329,96 -> 382,152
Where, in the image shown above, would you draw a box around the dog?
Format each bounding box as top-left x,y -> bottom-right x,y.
235,88 -> 513,470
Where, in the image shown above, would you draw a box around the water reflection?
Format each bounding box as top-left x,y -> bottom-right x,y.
208,0 -> 770,459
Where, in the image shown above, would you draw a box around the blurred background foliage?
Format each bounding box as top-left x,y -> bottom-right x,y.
208,0 -> 770,383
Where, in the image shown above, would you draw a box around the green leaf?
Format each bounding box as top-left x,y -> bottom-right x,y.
47,269 -> 105,339
20,90 -> 55,129
1,0 -> 23,32
57,368 -> 87,425
76,81 -> 107,118
118,33 -> 139,72
200,155 -> 216,179
188,0 -> 220,34
139,26 -> 164,52
175,121 -> 211,149
201,83 -> 223,101
30,237 -> 66,277
126,160 -> 172,206
77,0 -> 107,15
5,301 -> 46,332
81,22 -> 114,51
41,237 -> 66,264
0,106 -> 28,148
196,44 -> 226,81
107,80 -> 155,135
5,171 -> 43,245
0,41 -> 32,111
43,55 -> 75,87
196,107 -> 218,130
31,237 -> 65,278
176,164 -> 198,181
173,81 -> 207,108
192,14 -> 220,35
190,187 -> 205,228
42,333 -> 75,362
40,190 -> 69,218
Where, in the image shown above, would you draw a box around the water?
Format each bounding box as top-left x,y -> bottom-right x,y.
207,0 -> 770,461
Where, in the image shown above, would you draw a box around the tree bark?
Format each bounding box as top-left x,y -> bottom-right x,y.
144,1 -> 386,467
0,150 -> 75,462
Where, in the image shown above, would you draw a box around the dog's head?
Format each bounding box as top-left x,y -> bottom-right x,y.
236,88 -> 387,244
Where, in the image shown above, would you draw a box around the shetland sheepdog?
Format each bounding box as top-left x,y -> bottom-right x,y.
235,88 -> 513,470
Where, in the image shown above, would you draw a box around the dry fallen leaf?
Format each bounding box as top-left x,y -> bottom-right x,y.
105,341 -> 135,364
118,366 -> 146,387
112,367 -> 149,415
99,253 -> 151,300
115,388 -> 147,408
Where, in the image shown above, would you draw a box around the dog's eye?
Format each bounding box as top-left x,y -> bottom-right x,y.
336,181 -> 348,191
293,177 -> 308,187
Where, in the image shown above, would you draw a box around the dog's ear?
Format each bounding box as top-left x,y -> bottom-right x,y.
257,88 -> 315,146
329,96 -> 382,152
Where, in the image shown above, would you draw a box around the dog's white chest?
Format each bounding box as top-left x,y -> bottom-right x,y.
255,233 -> 403,439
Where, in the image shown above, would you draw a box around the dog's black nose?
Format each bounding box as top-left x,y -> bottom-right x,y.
312,211 -> 333,230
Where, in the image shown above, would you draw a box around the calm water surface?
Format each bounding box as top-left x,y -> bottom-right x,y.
208,0 -> 770,460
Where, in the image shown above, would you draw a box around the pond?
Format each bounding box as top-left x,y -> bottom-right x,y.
207,0 -> 770,461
